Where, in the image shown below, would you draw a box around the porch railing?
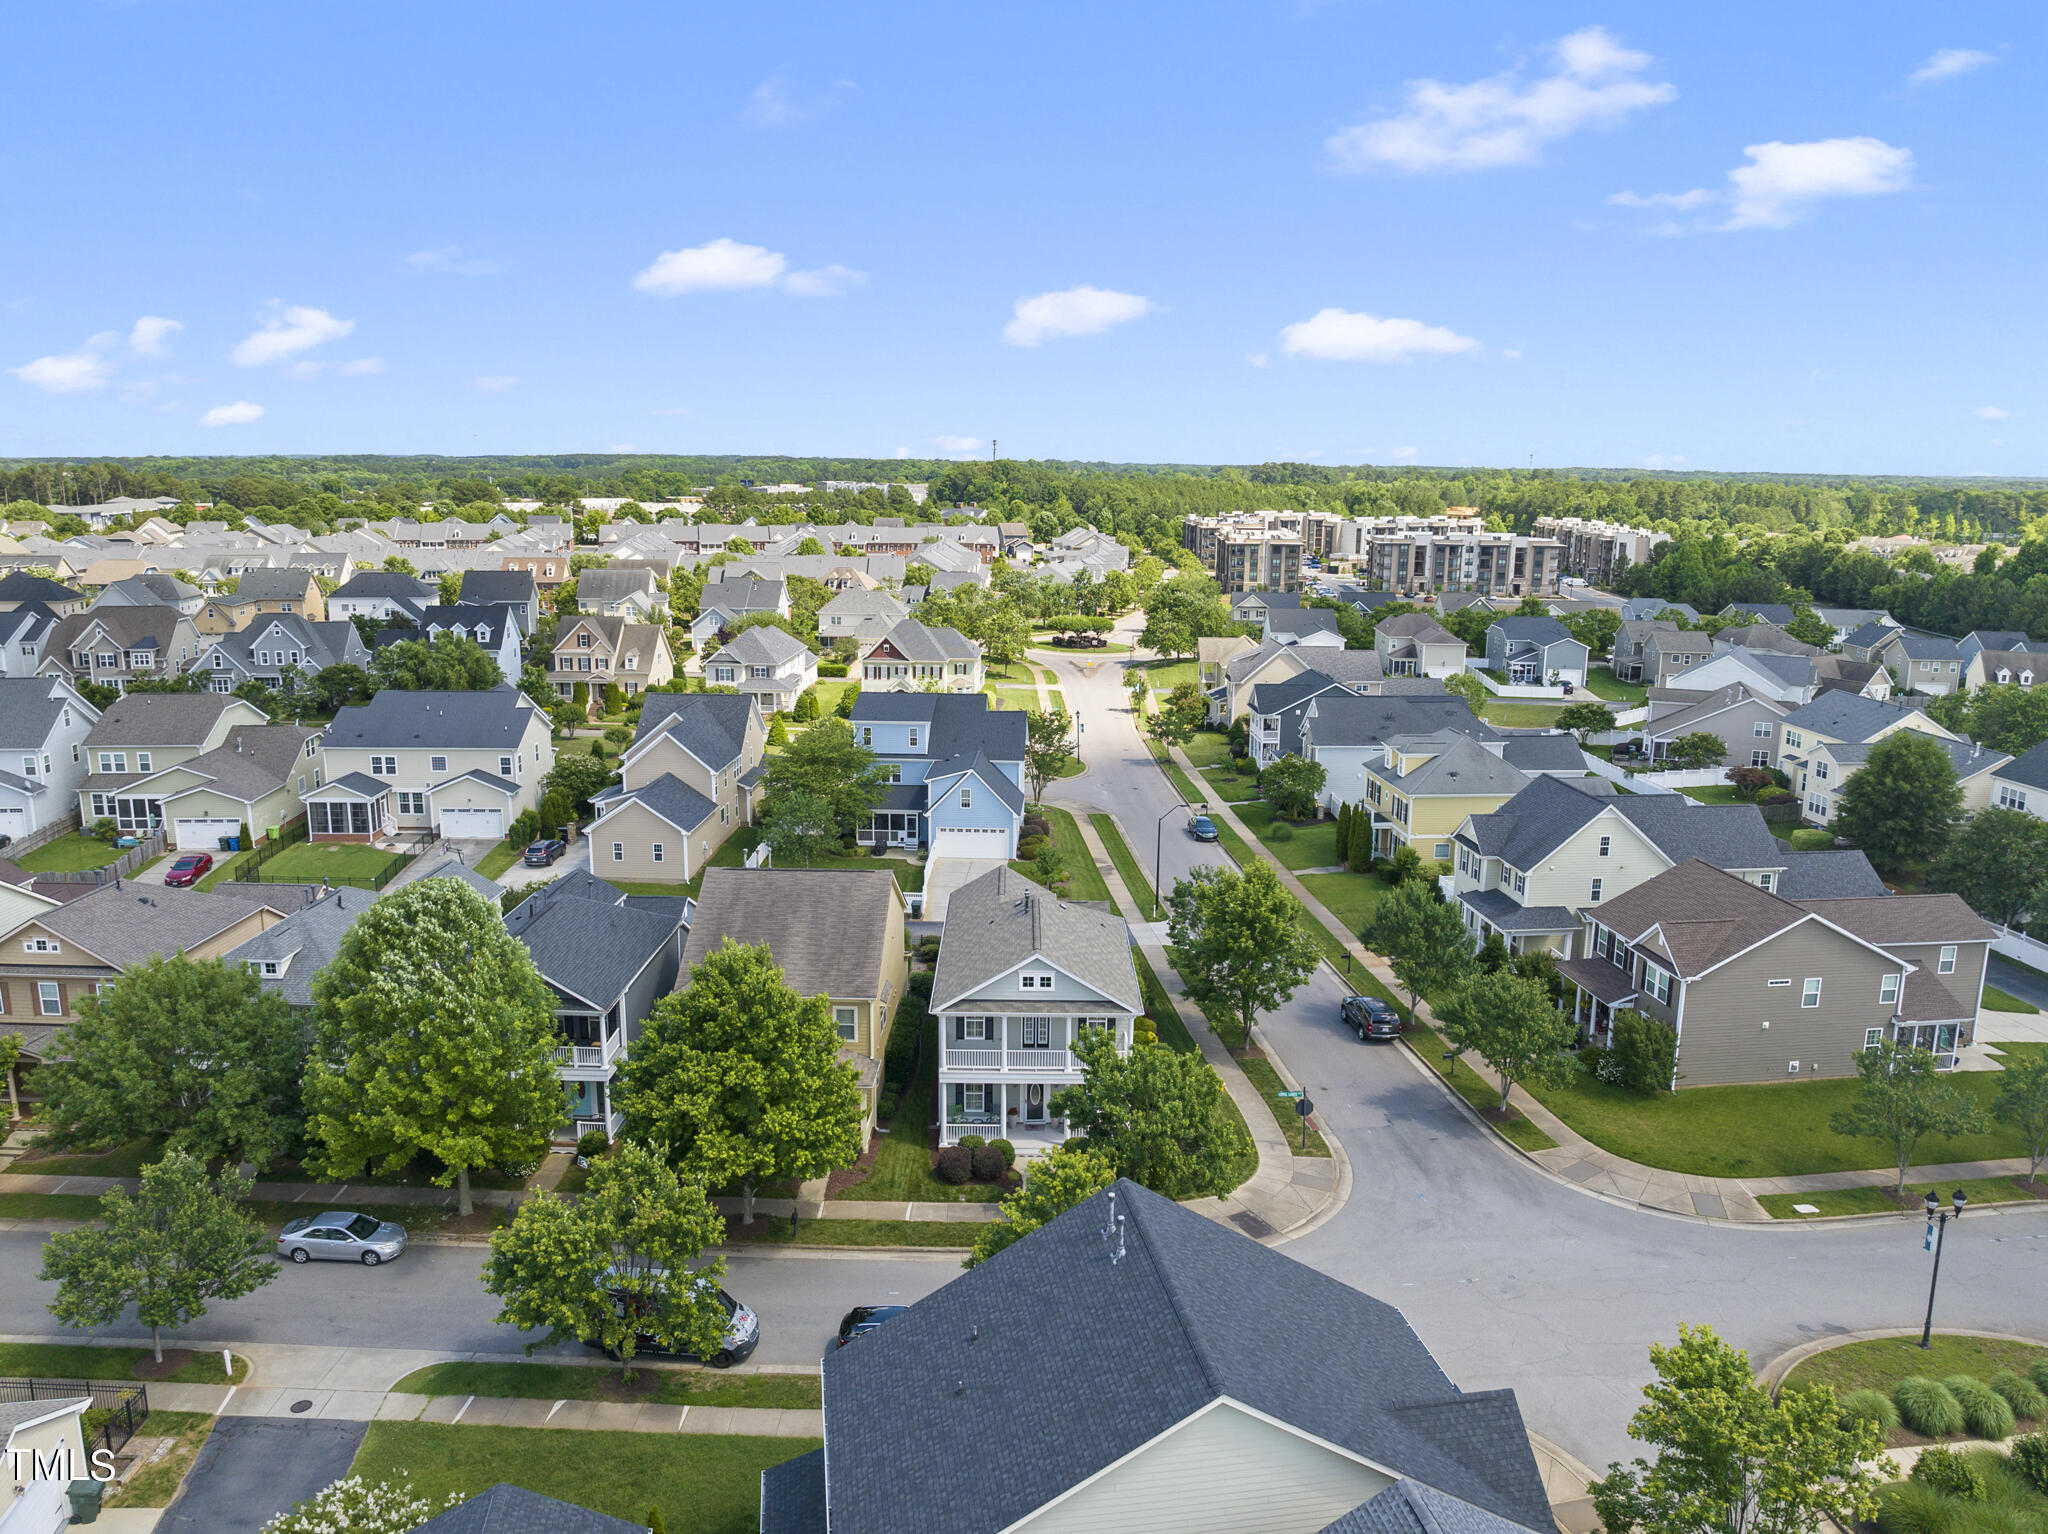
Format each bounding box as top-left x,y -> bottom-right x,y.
555,1034 -> 623,1070
569,1107 -> 624,1141
941,1047 -> 1077,1072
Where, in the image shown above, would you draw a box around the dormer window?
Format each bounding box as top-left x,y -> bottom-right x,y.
908,727 -> 920,749
1021,972 -> 1054,990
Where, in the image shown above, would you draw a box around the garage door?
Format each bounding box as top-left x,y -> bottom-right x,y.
929,827 -> 1010,861
439,807 -> 505,839
175,817 -> 241,850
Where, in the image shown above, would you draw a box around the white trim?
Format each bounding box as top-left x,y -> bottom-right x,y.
933,954 -> 1141,1017
588,792 -> 716,839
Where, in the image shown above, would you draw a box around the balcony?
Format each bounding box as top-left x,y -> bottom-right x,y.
942,1047 -> 1076,1073
555,1031 -> 624,1073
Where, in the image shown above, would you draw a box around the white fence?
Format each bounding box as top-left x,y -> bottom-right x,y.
1623,766 -> 1728,790
1579,752 -> 1678,794
1468,666 -> 1574,700
744,842 -> 773,869
1991,925 -> 2048,972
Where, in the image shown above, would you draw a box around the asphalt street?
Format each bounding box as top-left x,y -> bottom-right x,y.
1989,953 -> 2048,1010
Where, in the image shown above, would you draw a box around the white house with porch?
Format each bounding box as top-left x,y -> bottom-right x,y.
929,867 -> 1141,1153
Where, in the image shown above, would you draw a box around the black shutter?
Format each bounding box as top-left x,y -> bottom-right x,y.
953,1015 -> 964,1042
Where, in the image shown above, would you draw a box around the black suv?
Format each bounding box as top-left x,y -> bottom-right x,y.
522,839 -> 567,866
837,1304 -> 908,1347
1341,994 -> 1402,1042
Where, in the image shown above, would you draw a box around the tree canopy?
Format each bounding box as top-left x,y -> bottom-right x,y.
1051,1030 -> 1249,1200
1165,861 -> 1322,1045
368,631 -> 503,691
762,719 -> 891,837
1828,730 -> 1963,874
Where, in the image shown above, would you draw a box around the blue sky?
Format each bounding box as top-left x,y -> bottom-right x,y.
3,3 -> 2040,474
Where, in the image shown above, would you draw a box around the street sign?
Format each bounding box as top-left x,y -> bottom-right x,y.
1276,1090 -> 1303,1099
1294,1096 -> 1314,1118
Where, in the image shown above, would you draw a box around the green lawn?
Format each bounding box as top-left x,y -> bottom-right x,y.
1676,784 -> 1741,805
1182,731 -> 1236,770
0,1191 -> 106,1219
1525,1053 -> 2039,1178
1403,1022 -> 1560,1152
0,1342 -> 245,1384
255,841 -> 409,884
1236,1049 -> 1329,1157
1297,871 -> 1394,934
1985,985 -> 2039,1014
475,838 -> 524,879
1779,1333 -> 2048,1397
3,1136 -> 162,1178
829,1017 -> 1000,1204
1759,1174 -> 2046,1220
349,1421 -> 818,1534
14,833 -> 125,873
1582,669 -> 1647,705
724,1217 -> 978,1247
195,844 -> 261,889
1018,805 -> 1114,909
1090,812 -> 1158,916
1198,764 -> 1264,804
108,1411 -> 213,1509
1478,700 -> 1571,728
1232,799 -> 1340,869
390,1361 -> 820,1408
1147,740 -> 1207,805
1140,659 -> 1198,690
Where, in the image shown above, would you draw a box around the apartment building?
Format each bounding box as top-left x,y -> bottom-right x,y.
1531,516 -> 1669,584
1180,513 -> 1303,594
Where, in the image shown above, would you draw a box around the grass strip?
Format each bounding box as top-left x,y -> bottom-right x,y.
475,839 -> 524,879
108,1411 -> 214,1509
1780,1334 -> 2048,1397
1235,1050 -> 1330,1157
1759,1173 -> 2047,1220
722,1218 -> 979,1247
1090,812 -> 1157,916
1027,805 -> 1114,909
1984,984 -> 2039,1014
1132,947 -> 1195,1054
0,1191 -> 105,1220
390,1361 -> 821,1408
1403,1022 -> 1559,1153
1146,739 -> 1206,805
0,1343 -> 246,1385
349,1421 -> 818,1534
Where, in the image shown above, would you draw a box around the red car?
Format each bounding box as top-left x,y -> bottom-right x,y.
164,853 -> 213,887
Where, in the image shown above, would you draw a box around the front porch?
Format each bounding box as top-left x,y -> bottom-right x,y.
558,1076 -> 623,1145
941,1079 -> 1072,1149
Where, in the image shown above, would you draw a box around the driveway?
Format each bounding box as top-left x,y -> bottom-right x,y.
497,836 -> 589,889
923,856 -> 1008,920
160,1417 -> 367,1532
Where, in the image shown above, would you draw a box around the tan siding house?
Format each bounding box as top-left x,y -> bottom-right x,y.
588,694 -> 763,882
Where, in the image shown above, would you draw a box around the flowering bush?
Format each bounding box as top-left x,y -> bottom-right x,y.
261,1473 -> 463,1533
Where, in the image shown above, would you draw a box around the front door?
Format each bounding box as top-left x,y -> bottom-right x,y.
1024,1083 -> 1046,1124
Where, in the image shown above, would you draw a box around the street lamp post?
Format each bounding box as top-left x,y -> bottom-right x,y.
1153,801 -> 1203,923
1919,1186 -> 1967,1348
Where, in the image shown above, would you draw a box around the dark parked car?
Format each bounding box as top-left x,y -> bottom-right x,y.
588,1279 -> 759,1368
522,838 -> 567,866
1188,815 -> 1220,842
1341,993 -> 1402,1042
164,853 -> 214,887
837,1304 -> 908,1347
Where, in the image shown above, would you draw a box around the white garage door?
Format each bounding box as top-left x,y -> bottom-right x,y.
439,807 -> 505,839
0,807 -> 27,843
175,817 -> 241,850
929,827 -> 1010,861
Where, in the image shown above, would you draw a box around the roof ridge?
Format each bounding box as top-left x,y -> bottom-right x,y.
1117,1186 -> 1229,1402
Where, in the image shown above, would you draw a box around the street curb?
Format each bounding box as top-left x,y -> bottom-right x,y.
1756,1327 -> 2048,1392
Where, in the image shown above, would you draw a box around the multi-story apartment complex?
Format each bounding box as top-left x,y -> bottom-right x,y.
1531,516 -> 1669,584
1180,513 -> 1303,594
1352,515 -> 1563,600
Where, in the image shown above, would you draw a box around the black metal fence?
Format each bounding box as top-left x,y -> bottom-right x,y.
0,1378 -> 149,1460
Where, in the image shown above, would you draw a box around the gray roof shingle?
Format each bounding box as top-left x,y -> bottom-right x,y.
1459,775 -> 1784,872
1318,1478 -> 1551,1534
593,772 -> 718,834
682,867 -> 900,1000
504,873 -> 684,1008
632,692 -> 759,770
1775,691 -> 1932,742
1999,741 -> 2048,792
850,692 -> 1026,762
0,677 -> 83,750
322,684 -> 542,750
1302,694 -> 1499,752
31,883 -> 285,968
416,1483 -> 646,1533
931,867 -> 1139,1012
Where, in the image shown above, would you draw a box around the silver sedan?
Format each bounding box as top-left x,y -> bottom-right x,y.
277,1211 -> 408,1267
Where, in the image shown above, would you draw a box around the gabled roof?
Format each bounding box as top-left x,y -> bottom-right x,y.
221,886 -> 373,1007
505,871 -> 683,1008
0,677 -> 88,750
1644,683 -> 1787,739
849,691 -> 1026,761
459,568 -> 538,603
156,724 -> 321,803
1319,1477 -> 1552,1534
1842,621 -> 1897,650
323,685 -> 543,750
1375,613 -> 1462,646
1724,602 -> 1795,625
20,882 -> 284,969
1881,630 -> 1964,661
1378,736 -> 1529,799
1819,735 -> 2008,783
0,571 -> 84,606
1459,775 -> 1784,873
1231,589 -> 1301,611
682,867 -> 900,1000
572,566 -> 659,601
227,568 -> 317,601
82,690 -> 257,746
631,692 -> 758,771
1793,892 -> 1993,945
416,1482 -> 647,1534
1487,615 -> 1573,646
46,605 -> 189,652
331,571 -> 436,600
1776,691 -> 1934,742
863,617 -> 979,663
817,588 -> 907,617
925,750 -> 1025,815
700,577 -> 785,612
932,867 -> 1138,1012
1998,741 -> 2048,793
712,624 -> 811,667
1302,694 -> 1499,752
1974,649 -> 2039,680
1590,859 -> 1808,976
209,613 -> 363,672
1267,607 -> 1340,639
811,1178 -> 1551,1534
1496,734 -> 1585,774
592,772 -> 718,834
1770,851 -> 1888,899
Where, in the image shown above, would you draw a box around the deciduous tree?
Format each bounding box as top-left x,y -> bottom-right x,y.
40,1150 -> 276,1362
762,790 -> 841,868
1556,702 -> 1617,745
1434,968 -> 1577,1111
368,632 -> 503,691
1166,861 -> 1321,1046
1829,731 -> 1963,874
1144,680 -> 1208,748
1829,1041 -> 1990,1192
1051,1031 -> 1249,1200
965,1142 -> 1115,1268
621,939 -> 863,1224
1260,754 -> 1327,819
762,719 -> 891,837
1992,1052 -> 2048,1184
304,880 -> 562,1214
1025,705 -> 1077,800
1359,877 -> 1472,1019
1664,732 -> 1729,771
1929,808 -> 2048,926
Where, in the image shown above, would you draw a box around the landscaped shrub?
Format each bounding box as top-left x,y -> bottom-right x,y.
767,716 -> 789,746
906,969 -> 935,1003
792,687 -> 820,723
1946,1376 -> 2017,1441
1992,1370 -> 2048,1423
1789,827 -> 1835,851
575,1130 -> 610,1162
1841,1389 -> 1903,1435
1021,813 -> 1052,841
1017,834 -> 1050,861
1911,1445 -> 1987,1501
934,1146 -> 971,1184
1266,820 -> 1294,841
1873,1477 -> 1949,1534
2031,1360 -> 2048,1398
988,1138 -> 1015,1170
1133,1016 -> 1158,1047
1602,1009 -> 1680,1095
1897,1377 -> 1969,1438
915,935 -> 941,963
2012,1432 -> 2048,1495
875,1088 -> 898,1123
956,1133 -> 985,1152
969,1145 -> 1005,1181
1385,844 -> 1423,885
1726,765 -> 1775,797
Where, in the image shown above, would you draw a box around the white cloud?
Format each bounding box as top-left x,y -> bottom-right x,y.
10,334 -> 118,393
1910,48 -> 1995,87
608,443 -> 638,454
1245,352 -> 1271,369
475,374 -> 519,392
339,357 -> 386,376
743,75 -> 856,127
1002,286 -> 1155,347
404,245 -> 501,276
1977,405 -> 2013,421
1503,348 -> 1523,360
931,435 -> 983,455
782,264 -> 867,298
127,316 -> 182,356
1279,307 -> 1481,362
634,238 -> 787,295
1327,26 -> 1675,174
200,400 -> 264,427
1724,137 -> 1914,229
894,446 -> 911,459
232,305 -> 355,366
1607,187 -> 1715,210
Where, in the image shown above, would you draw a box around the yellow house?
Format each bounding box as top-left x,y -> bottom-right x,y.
1360,733 -> 1532,863
195,568 -> 327,634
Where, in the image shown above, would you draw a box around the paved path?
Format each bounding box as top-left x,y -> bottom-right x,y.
160,1417 -> 366,1534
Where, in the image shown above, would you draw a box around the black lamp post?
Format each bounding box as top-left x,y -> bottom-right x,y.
1919,1186 -> 1967,1348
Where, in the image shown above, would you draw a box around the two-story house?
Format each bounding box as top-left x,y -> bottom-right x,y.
1484,617 -> 1588,686
120,722 -> 323,850
1358,734 -> 1530,864
1661,648 -> 1816,706
549,614 -> 675,704
1612,620 -> 1679,683
689,577 -> 789,646
1643,683 -> 1791,768
1774,692 -> 1959,824
505,869 -> 689,1145
849,693 -> 1027,870
40,606 -> 206,693
458,567 -> 541,635
0,678 -> 98,843
1873,630 -> 1966,696
1196,634 -> 1261,701
1247,669 -> 1379,767
1958,629 -> 2031,667
813,588 -> 908,650
932,866 -> 1141,1150
0,572 -> 90,618
1298,693 -> 1502,814
588,693 -> 764,882
1228,590 -> 1299,628
1990,742 -> 2048,821
858,619 -> 983,693
1840,621 -> 1902,663
1638,625 -> 1712,688
684,866 -> 906,1133
572,566 -> 667,620
1263,607 -> 1343,648
0,603 -> 63,680
1556,859 -> 1990,1085
308,684 -> 554,842
1372,614 -> 1468,679
74,692 -> 270,835
1213,639 -> 1386,725
1453,774 -> 1884,959
93,572 -> 204,618
201,614 -> 370,694
374,603 -> 523,680
326,571 -> 436,624
705,625 -> 818,714
194,568 -> 327,635
496,550 -> 574,594
1964,648 -> 2039,693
